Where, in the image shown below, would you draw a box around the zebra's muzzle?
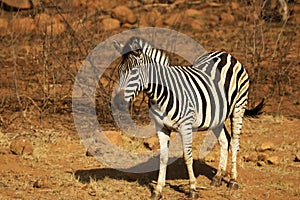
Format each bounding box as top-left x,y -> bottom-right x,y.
113,90 -> 130,111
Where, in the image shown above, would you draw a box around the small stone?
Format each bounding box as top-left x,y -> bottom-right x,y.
266,156 -> 280,165
88,189 -> 96,196
46,23 -> 66,35
294,153 -> 300,162
164,13 -> 183,25
257,152 -> 268,161
139,0 -> 155,4
85,149 -> 93,157
34,13 -> 52,30
231,2 -> 239,10
10,136 -> 34,155
243,153 -> 258,162
0,18 -> 8,35
185,9 -> 204,19
100,18 -> 120,31
111,6 -> 136,24
139,9 -> 162,27
0,148 -> 10,155
190,19 -> 206,31
105,131 -> 123,146
205,154 -> 216,163
144,137 -> 159,151
10,18 -> 36,34
33,179 -> 49,188
98,0 -> 118,11
257,160 -> 265,167
1,0 -> 32,9
220,13 -> 235,23
256,142 -> 275,152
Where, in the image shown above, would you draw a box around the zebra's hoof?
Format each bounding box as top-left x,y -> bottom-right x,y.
189,189 -> 199,199
210,176 -> 222,187
150,191 -> 162,200
227,180 -> 239,190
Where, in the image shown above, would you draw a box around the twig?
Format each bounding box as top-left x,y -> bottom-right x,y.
271,12 -> 288,62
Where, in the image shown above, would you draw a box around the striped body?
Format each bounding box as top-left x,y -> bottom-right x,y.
144,51 -> 249,132
113,37 -> 263,199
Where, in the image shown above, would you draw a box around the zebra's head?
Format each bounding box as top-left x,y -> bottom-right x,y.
113,37 -> 152,104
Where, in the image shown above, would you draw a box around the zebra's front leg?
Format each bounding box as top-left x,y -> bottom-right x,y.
228,105 -> 246,190
180,124 -> 199,199
151,130 -> 170,200
211,125 -> 229,187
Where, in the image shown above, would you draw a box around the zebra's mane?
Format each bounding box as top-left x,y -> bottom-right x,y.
122,37 -> 170,67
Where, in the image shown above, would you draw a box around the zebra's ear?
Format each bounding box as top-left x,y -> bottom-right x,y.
129,40 -> 143,56
129,38 -> 143,52
113,40 -> 124,54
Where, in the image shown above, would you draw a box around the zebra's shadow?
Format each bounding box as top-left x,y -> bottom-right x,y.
75,158 -> 216,194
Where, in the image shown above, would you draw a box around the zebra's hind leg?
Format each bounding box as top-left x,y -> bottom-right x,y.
151,129 -> 170,200
228,105 -> 246,190
210,125 -> 229,187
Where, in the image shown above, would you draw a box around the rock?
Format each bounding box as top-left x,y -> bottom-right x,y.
204,154 -> 216,163
164,10 -> 206,29
105,131 -> 123,146
144,137 -> 159,151
256,141 -> 275,152
85,149 -> 93,157
0,148 -> 10,154
257,152 -> 268,161
31,0 -> 40,7
34,13 -> 52,30
231,2 -> 239,10
97,0 -> 118,11
164,13 -> 183,25
257,160 -> 265,167
139,0 -> 155,4
122,23 -> 133,29
266,156 -> 280,165
185,9 -> 204,19
33,178 -> 49,188
159,0 -> 174,3
295,153 -> 300,162
0,0 -> 32,9
139,9 -> 162,27
0,18 -> 8,35
111,5 -> 136,24
10,18 -> 35,34
100,18 -> 120,31
10,136 -> 34,155
220,13 -> 235,23
69,0 -> 86,8
53,14 -> 71,24
190,19 -> 205,31
243,153 -> 258,162
46,22 -> 66,35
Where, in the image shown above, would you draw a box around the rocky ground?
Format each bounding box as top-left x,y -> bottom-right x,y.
0,0 -> 299,199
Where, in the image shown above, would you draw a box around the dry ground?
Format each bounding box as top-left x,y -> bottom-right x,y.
0,115 -> 299,200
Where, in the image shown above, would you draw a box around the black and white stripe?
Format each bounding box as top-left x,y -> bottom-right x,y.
113,37 -> 264,198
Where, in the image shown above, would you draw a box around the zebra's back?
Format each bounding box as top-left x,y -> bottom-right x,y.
193,51 -> 249,118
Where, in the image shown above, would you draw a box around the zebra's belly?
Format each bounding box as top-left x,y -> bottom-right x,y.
149,108 -> 180,130
149,105 -> 225,131
192,114 -> 223,130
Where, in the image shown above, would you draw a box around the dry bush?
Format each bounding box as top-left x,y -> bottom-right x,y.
0,0 -> 299,133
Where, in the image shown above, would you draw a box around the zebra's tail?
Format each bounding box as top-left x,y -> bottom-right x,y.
244,98 -> 265,117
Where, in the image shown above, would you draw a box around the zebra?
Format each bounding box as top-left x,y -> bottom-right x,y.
113,37 -> 264,199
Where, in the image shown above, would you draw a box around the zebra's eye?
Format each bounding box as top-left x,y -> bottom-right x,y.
130,69 -> 138,75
